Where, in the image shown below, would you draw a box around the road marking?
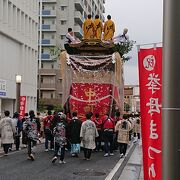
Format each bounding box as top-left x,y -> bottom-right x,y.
105,143 -> 134,180
105,158 -> 124,180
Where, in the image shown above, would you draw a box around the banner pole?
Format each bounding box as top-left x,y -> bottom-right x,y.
163,0 -> 180,179
136,42 -> 162,47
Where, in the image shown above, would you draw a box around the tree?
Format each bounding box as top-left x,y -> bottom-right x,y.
112,41 -> 136,62
38,99 -> 46,112
124,102 -> 131,112
50,46 -> 62,61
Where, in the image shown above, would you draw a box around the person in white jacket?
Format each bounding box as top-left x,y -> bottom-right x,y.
0,111 -> 16,156
80,113 -> 98,160
113,28 -> 129,44
115,115 -> 131,158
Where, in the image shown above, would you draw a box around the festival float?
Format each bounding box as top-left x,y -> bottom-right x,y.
60,39 -> 124,120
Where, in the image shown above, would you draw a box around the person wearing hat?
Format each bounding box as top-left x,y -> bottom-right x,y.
113,28 -> 129,44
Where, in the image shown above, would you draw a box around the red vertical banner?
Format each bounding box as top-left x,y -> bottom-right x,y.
138,47 -> 162,180
19,96 -> 26,119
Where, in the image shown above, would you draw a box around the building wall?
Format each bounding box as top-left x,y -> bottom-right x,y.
124,85 -> 140,113
0,0 -> 38,116
38,0 -> 105,107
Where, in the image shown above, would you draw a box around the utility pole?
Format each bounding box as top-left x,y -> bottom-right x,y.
163,0 -> 180,179
38,0 -> 42,109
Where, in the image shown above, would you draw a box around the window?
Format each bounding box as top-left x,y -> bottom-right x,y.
42,33 -> 44,39
41,77 -> 43,83
41,48 -> 44,53
51,93 -> 54,99
42,19 -> 44,24
42,5 -> 45,10
61,20 -> 66,25
61,35 -> 65,40
52,6 -> 55,10
85,0 -> 88,7
41,63 -> 43,69
88,5 -> 91,13
51,64 -> 54,69
61,6 -> 66,11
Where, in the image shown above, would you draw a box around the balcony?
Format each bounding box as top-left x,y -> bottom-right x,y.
41,0 -> 56,3
39,39 -> 56,46
42,39 -> 50,44
40,83 -> 56,90
41,24 -> 56,32
74,25 -> 83,38
74,11 -> 84,25
74,0 -> 84,12
39,69 -> 58,75
41,10 -> 56,17
41,53 -> 50,60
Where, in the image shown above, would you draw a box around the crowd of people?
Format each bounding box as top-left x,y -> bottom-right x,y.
0,109 -> 141,164
64,14 -> 129,53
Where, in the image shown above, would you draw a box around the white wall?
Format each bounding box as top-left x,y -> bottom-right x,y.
0,0 -> 38,115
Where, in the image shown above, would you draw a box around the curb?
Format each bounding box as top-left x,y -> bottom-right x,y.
111,142 -> 137,180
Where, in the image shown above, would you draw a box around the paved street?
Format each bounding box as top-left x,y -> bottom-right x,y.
0,139 -> 144,180
0,143 -> 130,180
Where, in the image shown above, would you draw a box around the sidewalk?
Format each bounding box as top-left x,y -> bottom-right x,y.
118,141 -> 143,180
139,165 -> 144,180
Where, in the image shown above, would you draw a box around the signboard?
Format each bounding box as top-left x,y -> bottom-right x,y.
138,47 -> 162,180
0,79 -> 6,97
19,96 -> 26,119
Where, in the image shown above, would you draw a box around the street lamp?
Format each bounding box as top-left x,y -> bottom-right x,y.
16,75 -> 22,112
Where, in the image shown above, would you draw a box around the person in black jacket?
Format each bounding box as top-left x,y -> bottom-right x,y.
21,113 -> 29,147
12,112 -> 22,151
68,112 -> 82,157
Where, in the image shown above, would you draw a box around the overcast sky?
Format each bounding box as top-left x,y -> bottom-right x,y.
104,0 -> 163,85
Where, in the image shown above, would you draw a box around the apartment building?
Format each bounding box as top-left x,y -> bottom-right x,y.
38,0 -> 105,107
124,85 -> 140,113
0,0 -> 39,116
